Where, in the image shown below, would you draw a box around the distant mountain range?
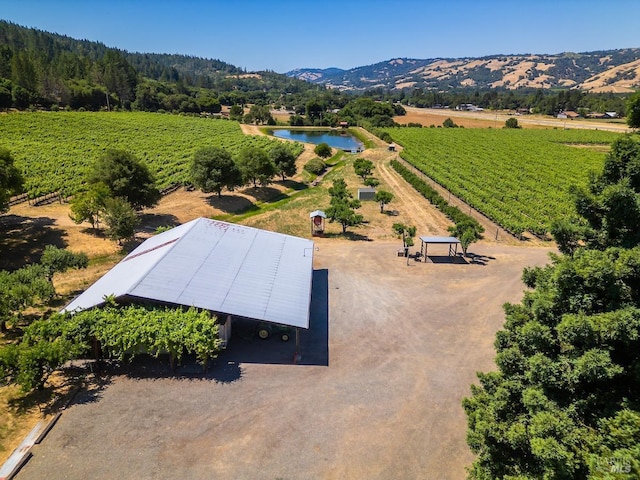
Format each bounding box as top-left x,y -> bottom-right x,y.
286,49 -> 640,92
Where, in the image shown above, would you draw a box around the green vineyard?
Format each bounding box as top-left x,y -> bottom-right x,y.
386,127 -> 621,236
1,112 -> 303,197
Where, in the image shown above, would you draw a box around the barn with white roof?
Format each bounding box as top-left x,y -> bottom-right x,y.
63,217 -> 315,346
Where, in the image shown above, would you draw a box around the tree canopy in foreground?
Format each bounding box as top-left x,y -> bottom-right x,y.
465,134 -> 640,479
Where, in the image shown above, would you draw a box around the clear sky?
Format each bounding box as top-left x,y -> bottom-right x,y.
1,0 -> 639,73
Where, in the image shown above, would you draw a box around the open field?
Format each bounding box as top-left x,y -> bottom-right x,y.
396,106 -> 632,132
386,127 -> 621,236
1,112 -> 303,196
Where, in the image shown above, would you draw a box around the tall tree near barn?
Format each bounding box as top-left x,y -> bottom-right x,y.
89,149 -> 160,210
190,146 -> 243,197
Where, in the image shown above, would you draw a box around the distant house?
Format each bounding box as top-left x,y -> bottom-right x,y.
516,108 -> 531,115
588,112 -> 607,119
456,103 -> 482,112
605,112 -> 619,118
339,121 -> 348,128
557,111 -> 579,119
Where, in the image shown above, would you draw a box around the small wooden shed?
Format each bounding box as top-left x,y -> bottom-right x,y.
358,187 -> 376,201
310,210 -> 326,236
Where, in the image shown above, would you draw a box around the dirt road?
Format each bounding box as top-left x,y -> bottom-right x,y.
19,240 -> 553,480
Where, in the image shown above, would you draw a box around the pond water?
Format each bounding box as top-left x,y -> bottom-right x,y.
268,129 -> 363,151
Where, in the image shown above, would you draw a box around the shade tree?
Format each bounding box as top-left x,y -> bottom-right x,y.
237,146 -> 277,188
102,197 -> 138,244
89,149 -> 160,210
464,247 -> 640,478
69,182 -> 110,229
354,158 -> 375,181
392,223 -> 416,252
374,190 -> 394,213
326,178 -> 363,233
504,117 -> 520,128
269,143 -> 297,181
448,219 -> 483,256
466,135 -> 640,479
190,146 -> 243,197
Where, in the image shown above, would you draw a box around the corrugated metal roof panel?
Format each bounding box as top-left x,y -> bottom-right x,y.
63,218 -> 314,329
62,220 -> 195,312
419,236 -> 461,244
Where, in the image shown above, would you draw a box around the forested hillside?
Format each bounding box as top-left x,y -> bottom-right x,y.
0,20 -> 326,112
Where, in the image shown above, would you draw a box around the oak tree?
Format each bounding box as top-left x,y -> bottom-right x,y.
190,146 -> 243,197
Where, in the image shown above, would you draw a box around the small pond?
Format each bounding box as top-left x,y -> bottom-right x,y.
268,129 -> 363,151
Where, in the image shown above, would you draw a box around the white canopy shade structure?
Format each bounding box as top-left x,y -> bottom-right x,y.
419,236 -> 461,258
63,218 -> 315,329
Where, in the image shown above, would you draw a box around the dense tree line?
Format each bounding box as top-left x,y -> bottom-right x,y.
0,20 -> 339,114
465,136 -> 640,478
190,143 -> 298,195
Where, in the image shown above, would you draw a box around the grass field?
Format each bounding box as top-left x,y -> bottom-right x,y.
1,112 -> 303,197
386,127 -> 622,236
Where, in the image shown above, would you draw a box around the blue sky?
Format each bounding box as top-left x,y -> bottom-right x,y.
1,0 -> 639,73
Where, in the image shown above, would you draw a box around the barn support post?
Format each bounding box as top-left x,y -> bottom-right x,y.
294,328 -> 302,363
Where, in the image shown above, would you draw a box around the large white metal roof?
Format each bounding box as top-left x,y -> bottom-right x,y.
63,218 -> 315,329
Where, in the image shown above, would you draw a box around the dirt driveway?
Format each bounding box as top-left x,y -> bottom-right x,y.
18,239 -> 553,480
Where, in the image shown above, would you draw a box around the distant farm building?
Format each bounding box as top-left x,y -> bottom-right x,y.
63,218 -> 315,344
557,111 -> 579,119
456,103 -> 483,112
358,187 -> 376,201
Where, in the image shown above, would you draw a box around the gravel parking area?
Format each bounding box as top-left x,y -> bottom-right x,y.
18,240 -> 553,480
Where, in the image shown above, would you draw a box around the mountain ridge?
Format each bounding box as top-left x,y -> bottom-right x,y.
286,49 -> 640,92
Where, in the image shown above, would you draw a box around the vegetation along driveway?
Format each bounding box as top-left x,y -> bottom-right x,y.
18,240 -> 553,480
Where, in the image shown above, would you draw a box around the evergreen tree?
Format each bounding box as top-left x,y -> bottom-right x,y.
0,147 -> 23,213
